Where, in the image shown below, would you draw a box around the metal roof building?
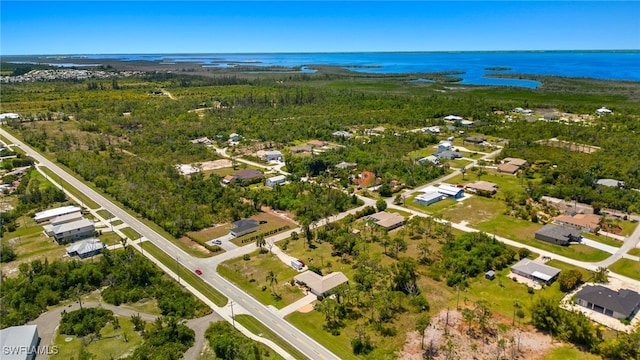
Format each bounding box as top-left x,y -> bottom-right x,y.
0,325 -> 40,360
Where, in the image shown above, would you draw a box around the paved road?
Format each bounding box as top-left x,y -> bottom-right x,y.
0,128 -> 339,360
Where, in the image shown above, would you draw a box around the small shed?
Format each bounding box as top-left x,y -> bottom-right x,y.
485,270 -> 496,280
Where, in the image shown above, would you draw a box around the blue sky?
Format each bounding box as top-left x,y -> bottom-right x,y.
1,1 -> 639,55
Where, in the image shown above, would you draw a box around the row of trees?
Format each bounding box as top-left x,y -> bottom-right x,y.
0,247 -> 210,328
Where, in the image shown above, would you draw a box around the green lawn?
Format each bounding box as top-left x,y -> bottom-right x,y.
543,345 -> 602,360
111,220 -> 124,226
545,259 -> 595,283
234,315 -> 303,360
96,209 -> 114,220
40,167 -> 100,209
99,232 -> 123,246
218,250 -> 304,309
286,311 -> 358,360
627,248 -> 640,257
120,227 -> 141,241
582,233 -> 622,248
139,242 -> 228,306
609,258 -> 640,281
50,316 -> 144,360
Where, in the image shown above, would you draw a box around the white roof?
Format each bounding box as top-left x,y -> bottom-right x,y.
66,238 -> 104,256
596,107 -> 612,113
46,218 -> 94,235
267,175 -> 286,182
531,271 -> 553,282
444,115 -> 463,121
0,113 -> 20,120
0,325 -> 38,359
34,205 -> 82,222
415,192 -> 445,202
437,184 -> 463,196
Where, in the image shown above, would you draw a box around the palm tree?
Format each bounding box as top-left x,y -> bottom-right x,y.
266,270 -> 278,296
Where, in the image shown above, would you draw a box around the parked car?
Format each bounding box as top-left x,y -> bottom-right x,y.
213,240 -> 222,245
195,269 -> 203,275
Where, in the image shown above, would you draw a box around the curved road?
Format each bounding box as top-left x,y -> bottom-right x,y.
0,128 -> 339,360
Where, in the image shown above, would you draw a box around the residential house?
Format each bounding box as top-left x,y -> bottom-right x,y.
554,213 -> 601,233
437,184 -> 465,199
266,175 -> 286,187
511,258 -> 561,285
414,191 -> 446,206
34,205 -> 82,223
444,115 -> 463,121
464,136 -> 487,144
335,161 -> 357,169
437,141 -> 453,153
575,285 -> 640,320
465,181 -> 498,194
307,139 -> 328,148
294,271 -> 348,296
332,130 -> 353,138
353,171 -> 378,188
229,133 -> 240,141
0,325 -> 40,360
0,113 -> 20,121
289,145 -> 312,154
596,179 -> 625,188
535,224 -> 582,246
596,107 -> 612,115
230,219 -> 260,237
190,137 -> 212,145
497,163 -> 520,175
365,211 -> 406,231
261,150 -> 283,162
503,158 -> 528,167
44,218 -> 95,244
231,169 -> 264,184
417,156 -> 439,165
424,126 -> 441,134
66,238 -> 104,259
49,211 -> 83,226
436,150 -> 462,160
485,270 -> 496,280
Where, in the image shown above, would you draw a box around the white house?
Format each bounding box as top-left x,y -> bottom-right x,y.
596,107 -> 612,115
266,175 -> 286,187
34,205 -> 82,223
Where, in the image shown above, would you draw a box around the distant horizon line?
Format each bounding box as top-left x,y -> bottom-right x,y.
2,49 -> 639,57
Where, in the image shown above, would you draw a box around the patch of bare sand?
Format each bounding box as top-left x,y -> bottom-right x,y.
397,309 -> 559,360
199,159 -> 233,171
297,303 -> 314,313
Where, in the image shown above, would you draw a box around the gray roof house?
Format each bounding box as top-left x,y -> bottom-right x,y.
44,218 -> 95,244
230,219 -> 260,237
66,238 -> 104,259
511,258 -> 561,285
575,285 -> 640,320
435,150 -> 462,160
0,325 -> 40,360
294,271 -> 348,296
535,224 -> 582,246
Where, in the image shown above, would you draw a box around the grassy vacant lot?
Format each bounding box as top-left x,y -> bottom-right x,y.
234,315 -> 301,360
628,248 -> 640,257
50,316 -> 144,360
543,345 -> 602,360
609,258 -> 640,281
139,242 -> 228,307
2,215 -> 66,272
40,167 -> 100,209
96,209 -> 113,220
218,250 -> 304,309
120,227 -> 141,241
287,310 -> 358,360
98,231 -> 123,246
545,259 -> 595,283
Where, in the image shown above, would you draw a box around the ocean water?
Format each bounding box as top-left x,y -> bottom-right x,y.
69,51 -> 640,88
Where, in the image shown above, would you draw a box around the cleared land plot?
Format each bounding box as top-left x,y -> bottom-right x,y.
50,316 -> 144,360
543,345 -> 603,360
96,209 -> 114,220
287,310 -> 357,360
218,250 -> 304,309
609,258 -> 640,281
139,242 -> 228,306
2,215 -> 66,273
120,227 -> 141,241
628,248 -> 640,257
99,232 -> 123,246
234,315 -> 304,360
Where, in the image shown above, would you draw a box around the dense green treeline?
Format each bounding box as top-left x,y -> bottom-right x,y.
0,247 -> 210,328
